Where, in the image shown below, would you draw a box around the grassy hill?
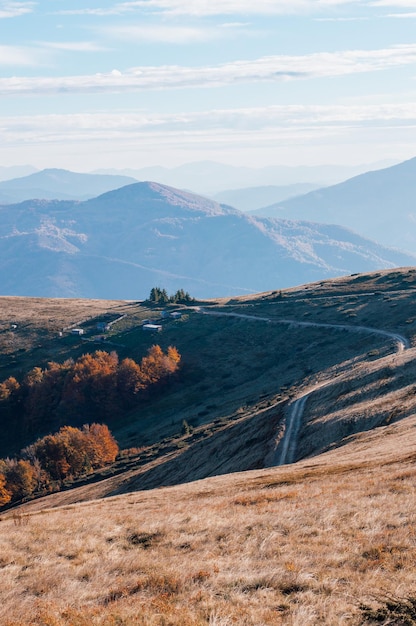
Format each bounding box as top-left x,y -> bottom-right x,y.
1,415 -> 416,625
1,268 -> 416,461
1,268 -> 416,623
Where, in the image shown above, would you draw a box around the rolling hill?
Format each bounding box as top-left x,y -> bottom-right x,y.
1,268 -> 416,624
254,155 -> 416,254
0,181 -> 414,300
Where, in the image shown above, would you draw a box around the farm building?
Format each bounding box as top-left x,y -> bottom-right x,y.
142,324 -> 162,332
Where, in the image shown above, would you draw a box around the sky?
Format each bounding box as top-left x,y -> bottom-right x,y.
2,0 -> 416,172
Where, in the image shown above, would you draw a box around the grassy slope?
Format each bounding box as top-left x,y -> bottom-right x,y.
2,267 -> 416,473
2,268 -> 416,623
1,415 -> 416,625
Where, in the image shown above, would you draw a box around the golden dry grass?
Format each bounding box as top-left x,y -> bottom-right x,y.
2,415 -> 416,626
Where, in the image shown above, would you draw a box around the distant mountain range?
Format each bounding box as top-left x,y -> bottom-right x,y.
0,165 -> 37,182
0,181 -> 413,300
0,168 -> 138,203
253,156 -> 416,255
93,159 -> 394,195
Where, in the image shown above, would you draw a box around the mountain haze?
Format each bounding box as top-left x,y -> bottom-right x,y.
94,160 -> 392,195
0,181 -> 414,299
256,156 -> 416,254
211,183 -> 319,211
0,168 -> 138,203
0,164 -> 37,182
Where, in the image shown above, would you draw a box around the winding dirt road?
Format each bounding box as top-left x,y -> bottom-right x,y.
197,307 -> 409,466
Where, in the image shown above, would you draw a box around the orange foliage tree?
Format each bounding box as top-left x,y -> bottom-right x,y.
0,376 -> 20,401
0,459 -> 36,501
0,345 -> 181,451
0,422 -> 119,507
29,423 -> 119,481
0,472 -> 11,506
83,423 -> 120,468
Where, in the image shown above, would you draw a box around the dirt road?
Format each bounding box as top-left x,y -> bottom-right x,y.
197,307 -> 409,465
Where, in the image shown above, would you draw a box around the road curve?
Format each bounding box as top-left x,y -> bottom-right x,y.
197,307 -> 409,351
196,306 -> 410,465
275,325 -> 409,465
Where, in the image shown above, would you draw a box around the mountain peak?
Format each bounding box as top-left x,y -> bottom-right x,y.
90,180 -> 236,216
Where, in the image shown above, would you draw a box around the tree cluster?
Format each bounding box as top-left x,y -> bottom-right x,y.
0,345 -> 181,440
0,423 -> 119,507
148,287 -> 194,305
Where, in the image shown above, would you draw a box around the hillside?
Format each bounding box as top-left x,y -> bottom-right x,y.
1,266 -> 416,473
2,371 -> 416,625
2,269 -> 416,623
1,425 -> 416,625
0,181 -> 414,300
255,155 -> 416,254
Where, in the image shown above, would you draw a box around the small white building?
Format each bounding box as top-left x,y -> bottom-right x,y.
170,312 -> 182,319
142,324 -> 162,332
71,328 -> 84,336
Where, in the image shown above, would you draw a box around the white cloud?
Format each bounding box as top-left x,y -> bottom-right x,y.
315,16 -> 371,20
371,0 -> 416,5
37,41 -> 107,52
0,44 -> 44,66
3,103 -> 416,170
54,0 -> 363,17
386,10 -> 416,15
220,21 -> 251,28
3,103 -> 416,144
0,1 -> 35,18
129,0 -> 362,16
102,24 -> 223,43
1,45 -> 416,93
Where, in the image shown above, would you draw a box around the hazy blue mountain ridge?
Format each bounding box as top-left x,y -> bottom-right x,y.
255,156 -> 416,254
93,160 -> 394,195
0,181 -> 413,300
0,168 -> 138,203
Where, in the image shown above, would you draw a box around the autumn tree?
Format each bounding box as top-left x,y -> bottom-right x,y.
0,472 -> 11,506
23,361 -> 72,434
83,423 -> 119,467
0,345 -> 181,449
59,351 -> 119,423
117,358 -> 146,407
31,433 -> 71,481
0,376 -> 20,401
0,459 -> 36,501
30,423 -> 119,482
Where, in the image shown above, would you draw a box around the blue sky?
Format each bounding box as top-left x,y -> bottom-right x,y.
2,0 -> 416,171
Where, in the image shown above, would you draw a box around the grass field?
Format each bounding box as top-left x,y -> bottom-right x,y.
1,413 -> 416,625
